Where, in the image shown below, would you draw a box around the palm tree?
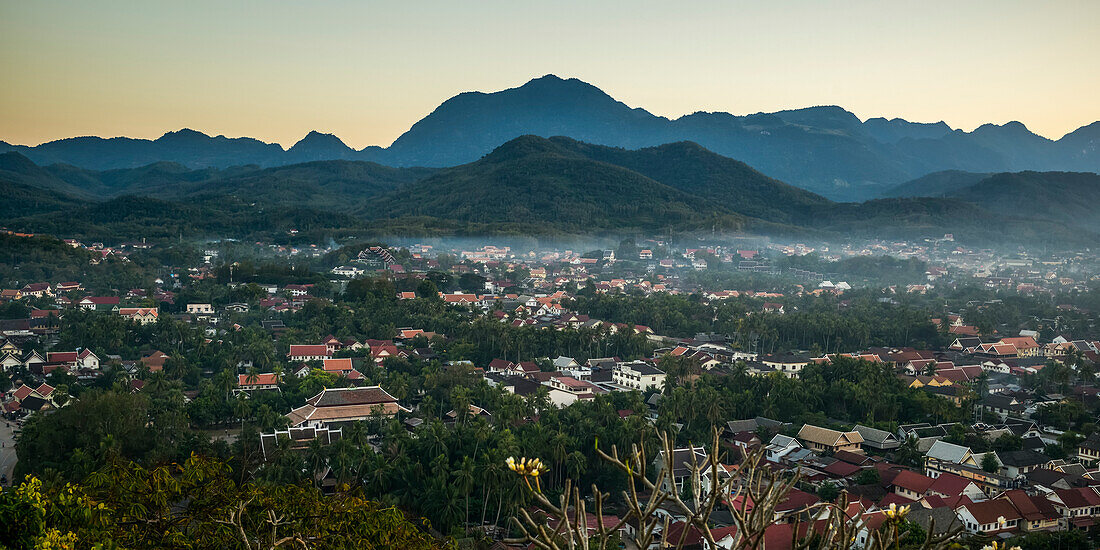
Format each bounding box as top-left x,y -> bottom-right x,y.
452,456 -> 476,530
233,395 -> 251,431
305,438 -> 328,488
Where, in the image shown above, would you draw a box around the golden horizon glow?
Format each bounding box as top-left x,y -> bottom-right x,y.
2,1 -> 1098,149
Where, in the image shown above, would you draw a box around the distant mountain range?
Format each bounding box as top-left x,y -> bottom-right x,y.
2,136 -> 1096,246
3,75 -> 1097,201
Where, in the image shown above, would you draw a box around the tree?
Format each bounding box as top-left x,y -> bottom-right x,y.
856,468 -> 881,486
817,481 -> 840,502
0,455 -> 451,549
980,452 -> 1000,473
417,279 -> 441,299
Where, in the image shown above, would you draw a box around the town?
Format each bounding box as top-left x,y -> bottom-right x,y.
1,228 -> 1098,549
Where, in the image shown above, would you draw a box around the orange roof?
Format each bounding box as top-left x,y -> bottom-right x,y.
238,373 -> 279,386
323,358 -> 355,372
999,336 -> 1038,349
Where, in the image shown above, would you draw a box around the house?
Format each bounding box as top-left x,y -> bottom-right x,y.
796,424 -> 864,454
287,344 -> 331,362
981,395 -> 1027,420
286,386 -> 408,428
890,470 -> 934,501
998,490 -> 1061,532
995,450 -> 1049,478
654,446 -> 731,496
21,283 -> 53,298
766,434 -> 803,463
955,499 -> 1021,535
236,373 -> 280,393
445,404 -> 492,424
925,440 -> 975,466
0,352 -> 23,371
762,303 -> 784,314
553,356 -> 580,370
186,303 -> 214,315
331,265 -> 365,278
612,361 -> 666,391
545,375 -> 606,407
79,296 -> 120,311
1048,488 -> 1100,529
997,336 -> 1041,357
852,424 -> 901,450
926,472 -> 985,502
487,358 -> 515,373
759,353 -> 812,378
1077,433 -> 1100,464
118,307 -> 159,325
141,350 -> 171,373
321,358 -> 365,381
75,349 -> 99,370
925,441 -> 1017,496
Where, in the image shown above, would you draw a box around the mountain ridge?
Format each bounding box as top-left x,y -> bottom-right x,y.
4,75 -> 1098,201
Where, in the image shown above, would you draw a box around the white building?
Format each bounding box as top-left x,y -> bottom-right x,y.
612,361 -> 666,391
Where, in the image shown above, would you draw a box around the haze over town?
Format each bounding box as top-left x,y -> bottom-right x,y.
2,2 -> 1099,549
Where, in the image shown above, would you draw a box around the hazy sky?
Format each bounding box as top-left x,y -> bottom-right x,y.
2,1 -> 1098,148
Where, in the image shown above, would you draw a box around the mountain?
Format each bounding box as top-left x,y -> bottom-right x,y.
539,137 -> 830,224
381,75 -> 670,167
880,170 -> 992,198
950,171 -> 1100,233
862,118 -> 953,143
0,152 -> 85,218
4,137 -> 1097,246
286,131 -> 357,164
369,135 -> 753,234
1,130 -> 286,170
167,160 -> 435,215
6,75 -> 1097,202
881,170 -> 1100,233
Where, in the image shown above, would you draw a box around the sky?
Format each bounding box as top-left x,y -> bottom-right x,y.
2,1 -> 1098,149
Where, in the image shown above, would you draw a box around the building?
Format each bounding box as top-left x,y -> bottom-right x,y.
118,307 -> 159,325
759,353 -> 812,378
853,424 -> 901,450
259,426 -> 342,461
1077,433 -> 1100,465
288,344 -> 332,362
545,375 -> 606,407
186,303 -> 214,315
286,386 -> 408,428
236,373 -> 280,393
796,424 -> 864,454
955,499 -> 1022,535
612,361 -> 666,391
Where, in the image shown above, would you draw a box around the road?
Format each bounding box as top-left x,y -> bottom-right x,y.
0,419 -> 17,486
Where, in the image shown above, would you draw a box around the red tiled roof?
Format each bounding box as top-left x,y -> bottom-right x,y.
928,472 -> 972,498
823,461 -> 861,478
959,499 -> 1022,524
1054,488 -> 1100,509
47,351 -> 78,363
892,470 -> 934,494
288,345 -> 329,357
879,493 -> 916,508
13,384 -> 33,401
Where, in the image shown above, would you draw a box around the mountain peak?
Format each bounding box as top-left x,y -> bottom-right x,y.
158,128 -> 211,141
289,131 -> 350,151
480,135 -> 575,163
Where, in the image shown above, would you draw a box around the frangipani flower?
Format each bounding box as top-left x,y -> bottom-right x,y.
507,456 -> 549,492
883,502 -> 910,520
980,542 -> 1022,550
